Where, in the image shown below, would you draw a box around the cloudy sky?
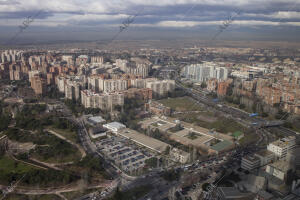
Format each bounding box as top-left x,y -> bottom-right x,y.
0,0 -> 300,44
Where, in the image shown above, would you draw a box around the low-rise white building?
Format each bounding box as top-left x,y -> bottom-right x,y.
241,155 -> 260,171
103,122 -> 126,133
267,136 -> 296,159
87,116 -> 106,126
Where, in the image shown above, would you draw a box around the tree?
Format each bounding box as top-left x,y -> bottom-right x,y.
239,104 -> 246,109
202,183 -> 210,191
201,82 -> 207,88
145,157 -> 158,168
164,146 -> 171,155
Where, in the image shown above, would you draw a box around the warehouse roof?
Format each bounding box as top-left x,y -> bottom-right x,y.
119,128 -> 169,153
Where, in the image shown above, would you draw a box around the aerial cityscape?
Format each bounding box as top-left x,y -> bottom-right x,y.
1,0 -> 300,200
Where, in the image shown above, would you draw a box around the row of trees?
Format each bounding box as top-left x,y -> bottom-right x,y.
0,100 -> 11,132
0,166 -> 79,187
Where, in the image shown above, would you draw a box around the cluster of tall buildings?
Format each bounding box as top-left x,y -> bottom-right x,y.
0,50 -> 176,111
116,58 -> 151,78
57,73 -> 175,111
0,50 -> 22,63
233,74 -> 300,114
184,62 -> 229,82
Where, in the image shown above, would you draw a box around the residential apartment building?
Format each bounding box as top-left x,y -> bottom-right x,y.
88,75 -> 128,93
241,155 -> 260,171
100,79 -> 128,93
117,59 -> 151,78
9,63 -> 24,81
145,79 -> 175,98
30,75 -> 47,95
91,56 -> 104,64
241,150 -> 275,171
217,81 -> 229,96
65,81 -> 82,101
122,88 -> 152,101
81,90 -> 124,111
266,160 -> 292,181
184,63 -> 228,82
267,136 -> 296,159
207,78 -> 218,92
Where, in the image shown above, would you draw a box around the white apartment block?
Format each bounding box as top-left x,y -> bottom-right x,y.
116,59 -> 150,78
81,90 -> 124,111
267,136 -> 296,159
146,79 -> 175,98
62,55 -> 74,65
126,63 -> 150,78
65,81 -> 81,101
184,63 -> 228,82
115,59 -> 128,69
100,79 -> 128,93
91,56 -> 104,64
56,76 -> 66,93
130,78 -> 156,88
88,76 -> 128,93
56,75 -> 85,98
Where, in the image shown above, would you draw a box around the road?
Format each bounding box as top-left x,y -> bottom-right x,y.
175,80 -> 296,137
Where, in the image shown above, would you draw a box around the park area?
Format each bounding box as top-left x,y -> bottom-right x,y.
159,96 -> 203,112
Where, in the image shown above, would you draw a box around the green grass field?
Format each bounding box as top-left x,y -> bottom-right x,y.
31,144 -> 82,164
173,112 -> 246,134
0,155 -> 37,185
0,155 -> 35,175
108,185 -> 153,200
239,132 -> 258,146
159,96 -> 202,112
48,127 -> 79,144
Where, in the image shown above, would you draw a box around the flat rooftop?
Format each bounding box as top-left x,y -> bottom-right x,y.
255,150 -> 274,157
270,136 -> 296,148
242,155 -> 260,162
269,160 -> 291,172
118,128 -> 169,154
104,122 -> 126,130
88,116 -> 106,123
170,129 -> 213,147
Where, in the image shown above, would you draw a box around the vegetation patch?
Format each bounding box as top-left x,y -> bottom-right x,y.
62,188 -> 99,200
0,155 -> 79,187
174,112 -> 246,134
4,194 -> 62,200
159,96 -> 202,112
4,128 -> 81,163
109,185 -> 153,200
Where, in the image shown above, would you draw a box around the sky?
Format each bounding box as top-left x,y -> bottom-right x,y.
0,0 -> 300,44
